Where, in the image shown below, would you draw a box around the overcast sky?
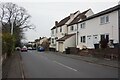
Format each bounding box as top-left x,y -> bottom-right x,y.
0,0 -> 119,42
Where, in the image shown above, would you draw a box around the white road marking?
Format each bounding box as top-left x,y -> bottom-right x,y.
53,61 -> 78,71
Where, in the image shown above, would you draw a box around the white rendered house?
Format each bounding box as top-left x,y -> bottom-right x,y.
75,5 -> 120,49
50,9 -> 94,52
50,4 -> 120,52
57,9 -> 94,52
50,11 -> 80,51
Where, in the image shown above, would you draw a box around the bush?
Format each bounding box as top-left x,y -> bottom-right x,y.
99,39 -> 108,49
2,33 -> 15,56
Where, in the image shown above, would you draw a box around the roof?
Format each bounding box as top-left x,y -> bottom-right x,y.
57,33 -> 75,41
68,9 -> 90,26
72,5 -> 120,25
51,11 -> 79,30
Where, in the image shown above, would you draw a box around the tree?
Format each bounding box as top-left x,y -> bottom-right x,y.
0,2 -> 35,47
0,2 -> 34,30
1,2 -> 35,56
41,39 -> 50,51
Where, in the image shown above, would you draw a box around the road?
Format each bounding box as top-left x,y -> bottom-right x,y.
20,50 -> 118,78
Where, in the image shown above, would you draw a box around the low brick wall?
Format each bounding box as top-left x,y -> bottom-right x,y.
65,47 -> 79,54
49,47 -> 56,52
82,48 -> 119,60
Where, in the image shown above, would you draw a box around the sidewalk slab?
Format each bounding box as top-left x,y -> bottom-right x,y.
2,52 -> 23,79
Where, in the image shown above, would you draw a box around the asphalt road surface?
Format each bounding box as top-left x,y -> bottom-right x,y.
20,50 -> 118,78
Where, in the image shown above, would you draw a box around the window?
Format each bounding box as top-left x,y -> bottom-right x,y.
100,15 -> 109,24
101,35 -> 105,41
52,38 -> 54,43
100,17 -> 105,24
60,27 -> 62,32
106,16 -> 109,23
81,36 -> 86,43
80,22 -> 85,29
100,34 -> 109,43
70,26 -> 74,31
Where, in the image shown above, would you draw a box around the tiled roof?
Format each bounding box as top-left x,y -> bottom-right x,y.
51,16 -> 70,30
68,9 -> 90,26
57,33 -> 75,41
51,11 -> 79,30
77,5 -> 120,24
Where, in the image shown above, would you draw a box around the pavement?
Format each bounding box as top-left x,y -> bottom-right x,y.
47,51 -> 119,68
2,51 -> 24,79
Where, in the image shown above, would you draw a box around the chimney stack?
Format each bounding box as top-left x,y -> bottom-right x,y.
55,21 -> 58,26
70,13 -> 74,19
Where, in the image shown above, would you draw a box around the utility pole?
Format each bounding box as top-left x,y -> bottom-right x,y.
10,20 -> 13,35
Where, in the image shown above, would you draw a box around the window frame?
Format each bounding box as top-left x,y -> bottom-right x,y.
70,26 -> 74,31
80,36 -> 86,43
51,38 -> 54,43
80,22 -> 85,29
60,27 -> 62,32
100,15 -> 109,24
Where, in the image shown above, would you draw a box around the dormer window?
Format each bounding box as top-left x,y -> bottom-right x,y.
70,26 -> 74,31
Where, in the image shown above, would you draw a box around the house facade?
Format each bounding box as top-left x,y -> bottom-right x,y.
50,4 -> 120,52
50,9 -> 94,52
50,11 -> 80,51
73,5 -> 120,49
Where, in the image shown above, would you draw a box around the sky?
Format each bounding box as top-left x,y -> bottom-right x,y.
0,0 -> 119,42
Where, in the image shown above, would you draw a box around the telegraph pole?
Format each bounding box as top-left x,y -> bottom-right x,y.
11,20 -> 13,35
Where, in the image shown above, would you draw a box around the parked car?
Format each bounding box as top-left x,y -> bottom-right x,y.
32,47 -> 36,50
21,46 -> 27,52
28,47 -> 32,50
15,47 -> 21,51
37,47 -> 45,52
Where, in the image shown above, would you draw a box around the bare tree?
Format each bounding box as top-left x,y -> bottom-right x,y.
0,2 -> 35,32
0,2 -> 35,47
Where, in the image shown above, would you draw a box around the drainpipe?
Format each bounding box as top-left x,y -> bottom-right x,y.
76,24 -> 79,46
118,4 -> 120,46
118,4 -> 120,65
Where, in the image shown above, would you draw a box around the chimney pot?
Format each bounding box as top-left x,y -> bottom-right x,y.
55,21 -> 58,26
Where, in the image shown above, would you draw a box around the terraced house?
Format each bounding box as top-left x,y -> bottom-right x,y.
50,4 -> 120,52
50,9 -> 94,52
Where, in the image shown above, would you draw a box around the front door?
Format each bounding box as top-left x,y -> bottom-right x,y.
87,35 -> 93,48
58,42 -> 63,52
93,35 -> 99,44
